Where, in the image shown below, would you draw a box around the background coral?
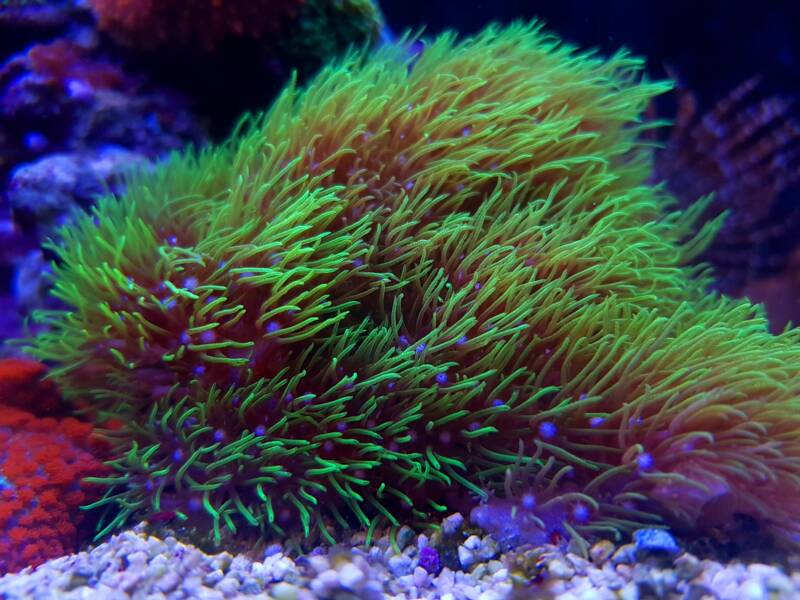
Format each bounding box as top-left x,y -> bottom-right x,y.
0,36 -> 206,355
651,75 -> 800,299
0,38 -> 204,183
0,0 -> 385,358
24,23 -> 800,552
89,0 -> 383,54
380,0 -> 800,336
742,247 -> 800,332
0,358 -> 109,574
0,357 -> 60,414
87,0 -> 384,138
89,0 -> 306,50
277,0 -> 386,74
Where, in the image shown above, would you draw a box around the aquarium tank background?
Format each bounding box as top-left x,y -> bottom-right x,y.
0,1 -> 799,598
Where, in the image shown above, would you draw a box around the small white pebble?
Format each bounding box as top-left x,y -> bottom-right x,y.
250,561 -> 270,581
463,535 -> 481,551
435,568 -> 456,592
229,555 -> 250,573
471,564 -> 488,580
589,540 -> 615,565
491,568 -> 508,582
458,546 -> 476,570
271,557 -> 295,581
547,558 -> 575,580
215,575 -> 240,596
203,570 -> 225,587
611,544 -> 637,565
618,581 -> 638,600
493,581 -> 513,598
388,554 -> 413,577
306,555 -> 330,575
154,571 -> 181,593
588,565 -> 625,591
125,551 -> 148,569
181,576 -> 204,596
765,573 -> 795,594
146,562 -> 168,579
396,526 -> 416,550
310,569 -> 340,597
486,560 -> 504,575
710,567 -> 740,596
566,553 -> 591,576
338,562 -> 365,590
240,577 -> 262,594
442,513 -> 464,536
146,539 -> 167,558
738,579 -> 767,600
209,553 -> 232,572
477,536 -> 499,561
270,582 -> 299,600
412,566 -> 428,588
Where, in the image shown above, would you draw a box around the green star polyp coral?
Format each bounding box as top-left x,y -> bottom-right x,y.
26,22 -> 800,548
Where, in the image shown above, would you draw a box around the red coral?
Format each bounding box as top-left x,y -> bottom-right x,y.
0,358 -> 61,416
0,407 -> 109,574
0,359 -> 109,574
89,0 -> 306,50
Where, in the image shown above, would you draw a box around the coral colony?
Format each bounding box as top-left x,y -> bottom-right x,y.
88,0 -> 382,51
89,0 -> 305,48
651,75 -> 800,296
0,359 -> 109,573
24,22 -> 800,551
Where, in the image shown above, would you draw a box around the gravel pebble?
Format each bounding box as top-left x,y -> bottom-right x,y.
396,525 -> 416,551
610,543 -> 637,565
441,513 -> 465,536
0,518 -> 798,600
477,536 -> 500,561
271,581 -> 300,600
590,540 -> 615,565
154,570 -> 180,593
458,545 -> 476,570
214,575 -> 239,596
675,553 -> 704,580
202,570 -> 224,587
337,562 -> 365,590
548,558 -> 576,579
633,528 -> 681,556
413,565 -> 430,587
